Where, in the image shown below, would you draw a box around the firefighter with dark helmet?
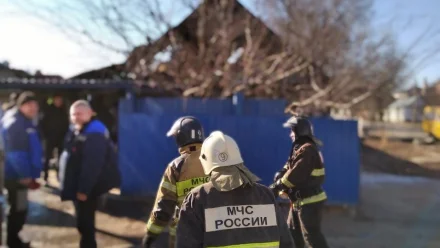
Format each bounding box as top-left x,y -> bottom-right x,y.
176,131 -> 294,248
270,115 -> 329,248
142,116 -> 209,248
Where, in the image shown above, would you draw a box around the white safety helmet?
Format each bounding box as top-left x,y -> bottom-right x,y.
199,131 -> 244,175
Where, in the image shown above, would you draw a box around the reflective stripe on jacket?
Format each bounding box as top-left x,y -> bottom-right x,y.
176,182 -> 295,248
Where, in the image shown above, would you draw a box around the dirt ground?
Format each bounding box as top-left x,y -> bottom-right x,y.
362,138 -> 440,176
326,172 -> 440,248
7,139 -> 440,247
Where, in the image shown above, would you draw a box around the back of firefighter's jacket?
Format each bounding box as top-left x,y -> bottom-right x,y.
145,144 -> 208,238
176,182 -> 295,248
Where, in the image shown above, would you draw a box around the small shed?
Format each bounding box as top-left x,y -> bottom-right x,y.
0,77 -> 137,143
383,96 -> 425,123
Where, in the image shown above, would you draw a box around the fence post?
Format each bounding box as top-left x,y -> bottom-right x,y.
119,89 -> 136,114
0,150 -> 4,245
233,92 -> 244,115
125,90 -> 133,100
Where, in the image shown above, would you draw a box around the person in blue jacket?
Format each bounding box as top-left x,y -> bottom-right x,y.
0,92 -> 19,154
2,91 -> 42,248
59,100 -> 120,248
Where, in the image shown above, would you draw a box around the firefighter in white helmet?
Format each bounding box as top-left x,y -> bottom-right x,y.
175,131 -> 294,248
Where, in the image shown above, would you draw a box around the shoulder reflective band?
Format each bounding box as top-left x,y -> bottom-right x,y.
280,177 -> 294,188
205,204 -> 277,232
294,191 -> 327,207
176,176 -> 210,197
145,220 -> 164,234
311,168 -> 325,176
207,241 -> 279,248
161,180 -> 177,193
318,151 -> 325,163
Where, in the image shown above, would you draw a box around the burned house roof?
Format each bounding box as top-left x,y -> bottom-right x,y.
49,0 -> 282,97
125,0 -> 281,82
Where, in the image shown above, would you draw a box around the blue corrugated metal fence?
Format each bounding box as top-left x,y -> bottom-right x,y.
117,96 -> 360,205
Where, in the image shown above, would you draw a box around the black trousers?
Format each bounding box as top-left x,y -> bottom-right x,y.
44,141 -> 62,181
288,201 -> 329,248
74,198 -> 98,248
5,182 -> 28,248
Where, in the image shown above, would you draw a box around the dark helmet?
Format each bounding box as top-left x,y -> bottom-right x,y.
283,115 -> 322,145
166,116 -> 204,147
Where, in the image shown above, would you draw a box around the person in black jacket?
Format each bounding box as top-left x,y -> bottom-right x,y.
58,100 -> 120,248
40,94 -> 69,183
271,115 -> 329,248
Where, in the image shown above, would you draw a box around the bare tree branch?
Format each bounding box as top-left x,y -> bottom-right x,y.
13,0 -> 440,118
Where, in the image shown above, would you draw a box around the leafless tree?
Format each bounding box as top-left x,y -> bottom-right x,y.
14,0 -> 440,116
13,0 -> 182,55
258,0 -> 404,114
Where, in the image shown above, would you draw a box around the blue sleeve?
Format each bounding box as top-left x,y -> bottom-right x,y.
5,123 -> 32,178
77,133 -> 107,195
28,130 -> 43,179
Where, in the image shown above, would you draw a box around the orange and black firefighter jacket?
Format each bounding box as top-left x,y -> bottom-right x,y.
145,144 -> 208,242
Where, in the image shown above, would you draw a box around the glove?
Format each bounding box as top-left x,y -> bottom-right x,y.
269,182 -> 279,196
28,180 -> 41,190
269,179 -> 289,197
142,234 -> 157,248
273,168 -> 287,182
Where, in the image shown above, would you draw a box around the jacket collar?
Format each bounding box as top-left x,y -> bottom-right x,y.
178,143 -> 202,155
77,117 -> 97,133
293,136 -> 315,150
16,110 -> 32,122
210,163 -> 261,192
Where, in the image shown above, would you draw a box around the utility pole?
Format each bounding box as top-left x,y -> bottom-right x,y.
0,105 -> 4,245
